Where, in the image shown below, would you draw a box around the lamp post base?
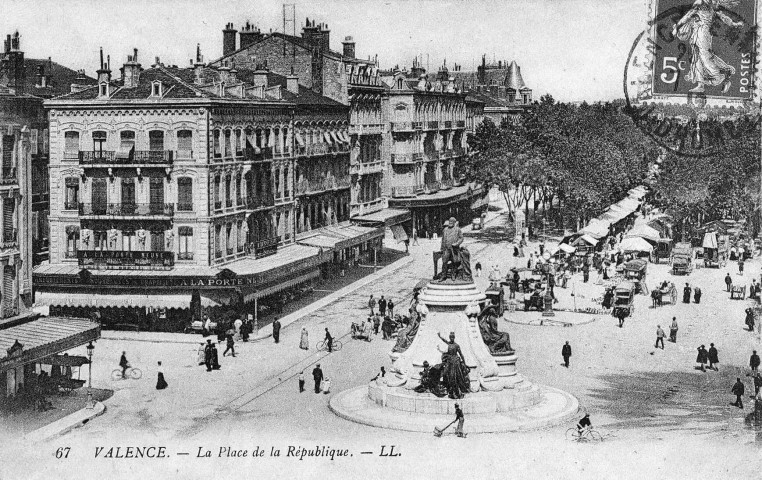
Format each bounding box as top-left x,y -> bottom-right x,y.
86,389 -> 95,409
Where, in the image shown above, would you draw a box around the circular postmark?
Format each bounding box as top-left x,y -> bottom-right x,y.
624,0 -> 761,157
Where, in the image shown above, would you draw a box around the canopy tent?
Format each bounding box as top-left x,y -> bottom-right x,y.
572,234 -> 599,247
625,224 -> 660,242
615,197 -> 640,213
619,236 -> 653,253
579,219 -> 610,239
599,205 -> 630,223
703,231 -> 718,249
558,243 -> 576,253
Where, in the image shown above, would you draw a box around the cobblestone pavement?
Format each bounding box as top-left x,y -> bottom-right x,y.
5,210 -> 762,479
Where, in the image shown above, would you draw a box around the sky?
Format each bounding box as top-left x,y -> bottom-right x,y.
0,0 -> 651,102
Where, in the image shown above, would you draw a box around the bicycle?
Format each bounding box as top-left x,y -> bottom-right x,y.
316,339 -> 343,352
111,365 -> 143,381
565,426 -> 602,442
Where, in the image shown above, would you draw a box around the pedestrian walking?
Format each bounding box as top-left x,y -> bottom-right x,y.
725,273 -> 733,292
746,308 -> 756,332
693,286 -> 702,304
739,258 -> 745,276
312,364 -> 323,394
202,314 -> 212,337
387,299 -> 395,318
475,261 -> 482,278
708,343 -> 719,371
272,318 -> 281,343
655,325 -> 666,349
299,327 -> 309,350
324,328 -> 334,353
750,350 -> 760,372
454,403 -> 466,438
223,332 -> 236,357
234,317 -> 243,338
582,263 -> 590,283
365,317 -> 374,342
368,295 -> 376,316
696,345 -> 708,372
682,283 -> 691,304
378,296 -> 387,317
749,372 -> 762,398
298,371 -> 305,393
562,341 -> 572,368
669,317 -> 678,343
204,339 -> 213,372
211,344 -> 221,370
197,342 -> 205,366
412,228 -> 419,246
732,377 -> 745,408
156,361 -> 168,390
241,317 -> 252,342
373,315 -> 381,335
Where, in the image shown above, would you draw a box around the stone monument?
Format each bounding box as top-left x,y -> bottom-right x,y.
330,230 -> 579,433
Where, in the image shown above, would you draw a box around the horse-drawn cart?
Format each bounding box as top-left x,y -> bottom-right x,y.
651,282 -> 677,306
611,281 -> 636,319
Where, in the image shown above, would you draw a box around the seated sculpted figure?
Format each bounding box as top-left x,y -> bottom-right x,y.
476,299 -> 514,354
414,360 -> 447,397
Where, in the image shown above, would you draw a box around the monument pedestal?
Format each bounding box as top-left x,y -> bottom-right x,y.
330,280 -> 580,433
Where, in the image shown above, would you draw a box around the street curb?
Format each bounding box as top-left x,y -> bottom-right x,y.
24,401 -> 106,442
251,255 -> 416,341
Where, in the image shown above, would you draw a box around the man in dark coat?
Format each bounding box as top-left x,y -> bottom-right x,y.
204,339 -> 213,372
312,364 -> 324,394
387,299 -> 395,318
211,344 -> 221,370
693,287 -> 702,304
708,343 -> 719,371
582,263 -> 590,283
272,318 -> 281,344
725,273 -> 733,292
746,308 -> 756,332
378,296 -> 387,317
562,341 -> 572,368
750,350 -> 760,372
696,345 -> 708,372
732,378 -> 745,408
682,283 -> 691,304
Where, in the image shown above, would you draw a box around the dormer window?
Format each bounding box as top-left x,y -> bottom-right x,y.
99,83 -> 108,97
397,78 -> 403,90
151,81 -> 163,97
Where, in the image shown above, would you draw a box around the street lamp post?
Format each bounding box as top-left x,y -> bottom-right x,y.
86,342 -> 94,409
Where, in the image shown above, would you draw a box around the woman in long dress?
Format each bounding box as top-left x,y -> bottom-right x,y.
437,332 -> 470,399
299,327 -> 309,350
673,0 -> 744,93
156,361 -> 168,390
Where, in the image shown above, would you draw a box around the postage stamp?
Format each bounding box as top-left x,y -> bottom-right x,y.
624,0 -> 761,156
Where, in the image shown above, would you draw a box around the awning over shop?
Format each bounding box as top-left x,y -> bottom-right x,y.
558,243 -> 576,253
243,269 -> 321,302
351,208 -> 412,227
40,354 -> 90,367
703,232 -> 718,249
619,236 -> 653,252
0,317 -> 100,372
34,292 -> 221,309
297,224 -> 384,251
329,131 -> 341,144
625,224 -> 660,242
580,219 -> 610,239
390,224 -> 408,243
323,132 -> 333,144
295,133 -> 305,147
572,234 -> 599,246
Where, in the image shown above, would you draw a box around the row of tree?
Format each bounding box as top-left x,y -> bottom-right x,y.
465,95 -> 761,236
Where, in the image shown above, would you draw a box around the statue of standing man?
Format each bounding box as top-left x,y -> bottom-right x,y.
437,217 -> 472,282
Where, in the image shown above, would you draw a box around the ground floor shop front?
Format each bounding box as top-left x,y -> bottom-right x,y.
34,224 -> 385,333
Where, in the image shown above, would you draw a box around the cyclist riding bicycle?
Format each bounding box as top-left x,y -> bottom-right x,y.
324,328 -> 333,353
119,351 -> 130,378
577,413 -> 592,434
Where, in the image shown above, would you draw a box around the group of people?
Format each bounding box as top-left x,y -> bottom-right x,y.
695,344 -> 720,372
198,339 -> 222,372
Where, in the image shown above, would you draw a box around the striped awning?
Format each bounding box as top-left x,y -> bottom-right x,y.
243,269 -> 320,302
34,292 -> 221,309
0,317 -> 100,372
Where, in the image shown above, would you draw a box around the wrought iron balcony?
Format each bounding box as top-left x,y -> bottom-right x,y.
412,122 -> 423,130
456,120 -> 465,128
443,121 -> 453,129
424,181 -> 441,193
243,146 -> 274,162
391,122 -> 414,133
348,124 -> 385,135
177,252 -> 194,260
78,250 -> 174,269
245,194 -> 275,210
350,160 -> 384,175
79,203 -> 174,217
252,236 -> 278,258
426,121 -> 439,130
1,229 -> 17,249
390,153 -> 422,165
177,202 -> 194,212
79,150 -> 173,165
0,167 -> 17,186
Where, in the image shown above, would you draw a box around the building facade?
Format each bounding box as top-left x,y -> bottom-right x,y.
34,48 -> 381,331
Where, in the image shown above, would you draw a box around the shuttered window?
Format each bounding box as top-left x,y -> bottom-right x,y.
3,198 -> 14,242
150,177 -> 164,206
121,177 -> 135,205
2,135 -> 14,174
177,177 -> 193,211
3,266 -> 15,317
177,130 -> 192,159
64,131 -> 80,152
92,178 -> 107,213
149,130 -> 164,151
151,230 -> 164,251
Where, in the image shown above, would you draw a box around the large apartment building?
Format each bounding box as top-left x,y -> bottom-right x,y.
33,48 -> 382,331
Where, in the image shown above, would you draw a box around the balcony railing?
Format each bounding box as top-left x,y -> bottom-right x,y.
391,185 -> 422,198
64,201 -> 79,211
0,167 -> 17,185
426,121 -> 439,130
348,124 -> 385,135
350,160 -> 384,175
79,203 -> 174,216
78,250 -> 174,269
2,229 -> 17,249
225,199 -> 233,209
243,146 -> 274,162
441,178 -> 453,189
245,195 -> 275,210
456,120 -> 465,128
177,252 -> 194,260
79,150 -> 173,164
295,177 -> 350,195
177,203 -> 193,212
214,201 -> 222,211
390,153 -> 422,165
444,121 -> 453,129
348,74 -> 381,87
424,181 -> 441,193
391,122 -> 414,132
425,151 -> 440,162
252,236 -> 278,258
413,122 -> 423,130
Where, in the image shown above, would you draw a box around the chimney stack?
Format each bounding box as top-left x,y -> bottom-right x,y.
96,47 -> 112,85
342,36 -> 355,58
251,64 -> 268,89
121,48 -> 142,88
286,69 -> 298,94
222,22 -> 237,57
1,31 -> 25,94
193,44 -> 205,85
301,19 -> 330,53
70,69 -> 88,94
239,21 -> 263,49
